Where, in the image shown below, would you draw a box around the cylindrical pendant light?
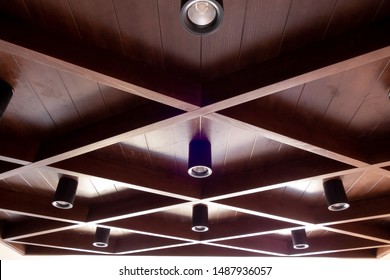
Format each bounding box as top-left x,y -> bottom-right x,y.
0,80 -> 13,120
323,179 -> 350,211
192,204 -> 209,232
291,229 -> 309,250
52,177 -> 78,209
93,227 -> 111,247
180,0 -> 224,35
188,138 -> 212,178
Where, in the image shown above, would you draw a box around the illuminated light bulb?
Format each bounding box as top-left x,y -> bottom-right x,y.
187,1 -> 217,26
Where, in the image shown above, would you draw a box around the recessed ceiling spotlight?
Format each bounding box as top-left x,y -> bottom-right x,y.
180,0 -> 224,35
188,138 -> 212,178
291,229 -> 309,250
323,179 -> 350,211
93,227 -> 111,248
52,177 -> 78,209
192,204 -> 209,232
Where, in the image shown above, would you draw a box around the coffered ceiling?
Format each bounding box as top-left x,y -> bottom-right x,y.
0,0 -> 390,258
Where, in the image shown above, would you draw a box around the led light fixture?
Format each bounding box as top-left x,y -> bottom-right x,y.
192,204 -> 209,232
323,179 -> 350,211
291,229 -> 309,250
52,177 -> 78,209
93,227 -> 111,247
188,138 -> 212,178
180,0 -> 224,35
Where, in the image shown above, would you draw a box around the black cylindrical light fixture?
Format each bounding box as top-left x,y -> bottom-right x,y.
323,179 -> 350,211
291,229 -> 309,250
52,177 -> 78,209
188,138 -> 212,178
180,0 -> 224,35
192,204 -> 209,232
93,227 -> 111,248
0,80 -> 13,120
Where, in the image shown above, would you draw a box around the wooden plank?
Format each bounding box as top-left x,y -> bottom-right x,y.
201,0 -> 246,80
68,0 -> 123,53
345,59 -> 390,139
216,235 -> 288,255
35,102 -> 182,161
158,0 -> 201,80
238,0 -> 290,68
113,0 -> 163,66
324,0 -> 384,37
203,216 -> 299,242
23,0 -> 80,40
0,188 -> 89,223
115,233 -> 186,254
0,11 -> 201,111
288,234 -> 385,256
203,16 -> 390,106
58,71 -> 109,124
212,105 -> 368,167
133,243 -> 266,256
87,194 -> 187,223
203,150 -> 355,200
377,246 -> 390,259
104,215 -> 198,241
215,191 -> 314,225
280,0 -> 337,53
51,153 -> 200,200
16,229 -> 115,254
0,0 -> 32,22
317,58 -> 389,135
14,56 -> 80,133
314,195 -> 390,225
325,223 -> 390,244
2,219 -> 77,241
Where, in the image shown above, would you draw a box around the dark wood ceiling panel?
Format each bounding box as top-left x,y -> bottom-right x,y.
0,53 -> 55,138
317,58 -> 389,136
120,136 -> 152,169
238,0 -> 290,68
363,175 -> 390,200
158,0 -> 201,79
279,0 -> 337,53
294,72 -> 344,128
201,0 -> 246,80
113,0 -> 163,67
375,0 -> 390,19
145,127 -> 179,174
253,84 -> 304,122
14,56 -> 80,134
0,0 -> 389,259
68,0 -> 123,54
97,84 -> 149,115
23,0 -> 80,40
345,59 -> 390,140
57,71 -> 109,124
324,0 -> 384,37
0,0 -> 32,22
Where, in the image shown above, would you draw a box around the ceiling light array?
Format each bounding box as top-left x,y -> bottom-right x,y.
51,176 -> 112,248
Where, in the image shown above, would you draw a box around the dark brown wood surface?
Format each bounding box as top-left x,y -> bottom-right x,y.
0,0 -> 389,258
